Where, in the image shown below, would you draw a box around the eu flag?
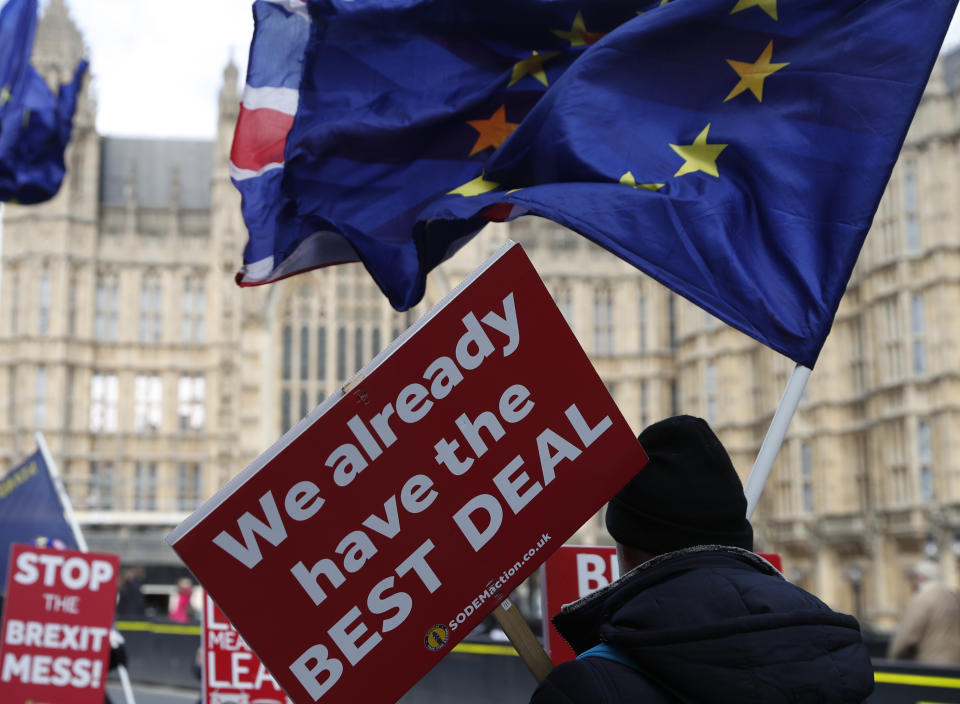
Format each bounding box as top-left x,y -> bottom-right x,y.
0,450 -> 78,584
232,0 -> 957,367
0,0 -> 87,204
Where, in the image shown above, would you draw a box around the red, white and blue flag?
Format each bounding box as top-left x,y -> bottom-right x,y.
229,0 -> 955,369
231,0 -> 360,286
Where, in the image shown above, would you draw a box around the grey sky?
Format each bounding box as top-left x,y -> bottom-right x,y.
55,0 -> 960,140
62,0 -> 254,139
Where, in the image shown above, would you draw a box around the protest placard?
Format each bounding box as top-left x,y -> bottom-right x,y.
167,242 -> 647,703
541,545 -> 619,664
0,543 -> 118,704
204,593 -> 292,704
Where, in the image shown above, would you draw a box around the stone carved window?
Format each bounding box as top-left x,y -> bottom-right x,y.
178,375 -> 205,431
911,294 -> 926,376
177,463 -> 202,511
89,373 -> 118,433
134,462 -> 157,511
182,275 -> 206,344
139,273 -> 163,343
94,273 -> 119,342
918,420 -> 934,502
38,266 -> 51,336
134,374 -> 162,433
593,286 -> 614,356
34,365 -> 46,429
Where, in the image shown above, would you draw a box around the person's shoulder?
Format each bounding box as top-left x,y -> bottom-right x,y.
917,584 -> 959,606
529,657 -> 678,704
529,663 -> 582,704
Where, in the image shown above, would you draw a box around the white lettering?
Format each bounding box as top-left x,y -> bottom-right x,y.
453,495 -> 503,552
481,293 -> 519,356
213,491 -> 288,569
285,481 -> 325,522
576,553 -> 609,597
290,644 -> 342,701
493,456 -> 542,514
566,404 -> 612,448
328,607 -> 381,667
537,428 -> 582,485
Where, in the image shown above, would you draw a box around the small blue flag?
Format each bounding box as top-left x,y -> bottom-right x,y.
232,0 -> 957,367
0,0 -> 87,204
0,449 -> 79,586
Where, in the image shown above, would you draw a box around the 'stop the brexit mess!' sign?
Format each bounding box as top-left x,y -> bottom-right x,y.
0,544 -> 119,704
167,242 -> 647,703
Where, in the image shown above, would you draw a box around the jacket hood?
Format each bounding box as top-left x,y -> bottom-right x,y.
553,546 -> 874,703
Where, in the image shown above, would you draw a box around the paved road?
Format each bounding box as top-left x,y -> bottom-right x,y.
106,682 -> 199,704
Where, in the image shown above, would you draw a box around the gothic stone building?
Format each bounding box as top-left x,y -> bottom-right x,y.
3,1 -> 960,630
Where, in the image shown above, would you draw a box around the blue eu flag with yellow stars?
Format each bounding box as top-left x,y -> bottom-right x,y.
0,449 -> 79,583
0,0 -> 87,205
233,0 -> 957,367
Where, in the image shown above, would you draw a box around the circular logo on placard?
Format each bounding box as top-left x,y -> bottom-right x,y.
424,624 -> 449,651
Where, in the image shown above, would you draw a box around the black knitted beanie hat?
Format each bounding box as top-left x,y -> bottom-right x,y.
605,415 -> 754,554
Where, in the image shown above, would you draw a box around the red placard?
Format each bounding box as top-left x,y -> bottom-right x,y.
541,547 -> 785,664
204,593 -> 292,704
167,242 -> 647,703
541,545 -> 619,664
0,544 -> 119,704
763,552 -> 783,572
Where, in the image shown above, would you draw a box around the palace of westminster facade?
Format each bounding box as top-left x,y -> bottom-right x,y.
2,1 -> 960,630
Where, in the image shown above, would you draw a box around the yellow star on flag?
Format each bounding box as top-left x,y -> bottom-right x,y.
724,41 -> 788,103
0,85 -> 10,105
552,11 -> 605,47
619,172 -> 665,191
669,124 -> 727,178
730,0 -> 778,21
509,51 -> 559,87
449,171 -> 500,196
466,105 -> 519,156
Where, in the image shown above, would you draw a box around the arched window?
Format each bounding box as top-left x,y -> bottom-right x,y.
277,279 -> 331,434
139,272 -> 163,343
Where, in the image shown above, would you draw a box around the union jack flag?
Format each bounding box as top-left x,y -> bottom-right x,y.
231,0 -> 359,285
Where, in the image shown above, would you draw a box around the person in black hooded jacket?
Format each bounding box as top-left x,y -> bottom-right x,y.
530,415 -> 875,704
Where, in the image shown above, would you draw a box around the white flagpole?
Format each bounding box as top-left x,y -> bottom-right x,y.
115,662 -> 136,704
34,432 -> 137,704
34,431 -> 88,551
743,364 -> 812,519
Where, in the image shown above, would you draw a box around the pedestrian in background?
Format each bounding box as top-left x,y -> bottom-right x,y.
116,566 -> 147,618
169,577 -> 195,623
887,560 -> 960,664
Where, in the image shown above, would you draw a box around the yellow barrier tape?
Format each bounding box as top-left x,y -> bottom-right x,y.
874,671 -> 960,689
452,642 -> 518,656
115,621 -> 202,636
115,621 -> 521,656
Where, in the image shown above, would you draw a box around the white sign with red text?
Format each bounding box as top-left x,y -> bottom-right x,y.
0,544 -> 118,704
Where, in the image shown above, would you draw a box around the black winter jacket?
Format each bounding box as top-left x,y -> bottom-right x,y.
530,546 -> 874,703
